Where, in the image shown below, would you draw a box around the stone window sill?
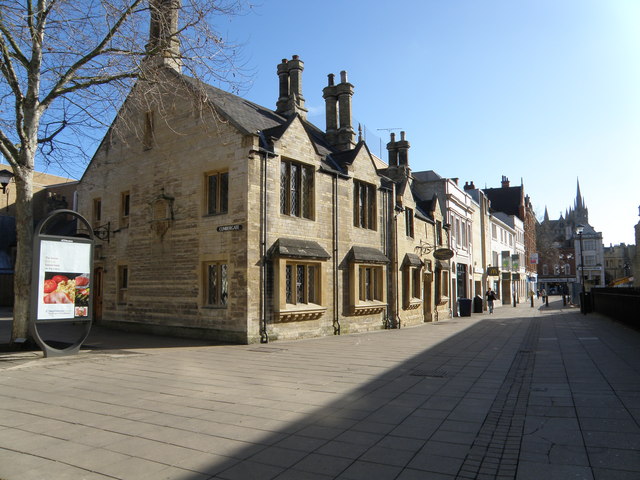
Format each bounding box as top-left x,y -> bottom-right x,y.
277,305 -> 326,322
404,299 -> 422,310
351,301 -> 387,316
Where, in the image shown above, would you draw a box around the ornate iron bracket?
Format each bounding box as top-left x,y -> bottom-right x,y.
93,221 -> 111,243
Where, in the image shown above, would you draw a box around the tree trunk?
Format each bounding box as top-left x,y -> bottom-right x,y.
11,165 -> 34,343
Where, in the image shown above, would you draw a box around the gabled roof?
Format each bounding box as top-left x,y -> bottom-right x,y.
179,73 -> 285,135
415,199 -> 436,222
178,71 -> 342,165
483,185 -> 523,219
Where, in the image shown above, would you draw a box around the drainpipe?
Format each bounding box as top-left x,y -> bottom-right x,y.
380,183 -> 393,328
394,203 -> 402,329
332,173 -> 340,335
389,181 -> 402,329
255,133 -> 276,343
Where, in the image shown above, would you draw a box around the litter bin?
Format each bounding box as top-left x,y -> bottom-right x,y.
459,298 -> 472,317
473,295 -> 483,313
583,292 -> 592,314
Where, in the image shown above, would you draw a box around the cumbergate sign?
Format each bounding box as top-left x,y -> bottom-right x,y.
217,224 -> 243,232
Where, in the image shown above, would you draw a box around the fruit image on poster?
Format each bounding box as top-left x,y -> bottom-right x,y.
37,240 -> 92,320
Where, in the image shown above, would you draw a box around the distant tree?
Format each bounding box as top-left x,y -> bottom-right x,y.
0,0 -> 250,345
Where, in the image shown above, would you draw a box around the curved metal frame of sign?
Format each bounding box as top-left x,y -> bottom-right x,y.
30,209 -> 94,357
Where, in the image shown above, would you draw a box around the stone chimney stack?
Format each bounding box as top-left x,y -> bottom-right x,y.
336,71 -> 355,149
323,74 -> 338,146
323,70 -> 356,151
501,175 -> 510,188
275,55 -> 308,119
386,131 -> 411,168
387,133 -> 398,166
464,181 -> 476,191
397,131 -> 410,166
146,0 -> 182,71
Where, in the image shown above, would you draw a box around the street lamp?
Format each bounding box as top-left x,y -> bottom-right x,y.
576,224 -> 586,314
0,168 -> 14,214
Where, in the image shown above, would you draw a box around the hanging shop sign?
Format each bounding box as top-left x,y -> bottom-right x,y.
433,248 -> 454,260
487,266 -> 500,276
501,251 -> 511,270
511,254 -> 520,270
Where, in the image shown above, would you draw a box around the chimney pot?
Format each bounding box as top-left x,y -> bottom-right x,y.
327,73 -> 335,86
340,70 -> 348,83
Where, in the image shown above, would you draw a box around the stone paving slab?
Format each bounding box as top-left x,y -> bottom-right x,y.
1,299 -> 640,479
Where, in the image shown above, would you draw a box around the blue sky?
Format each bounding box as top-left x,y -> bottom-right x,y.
18,0 -> 640,245
224,0 -> 640,246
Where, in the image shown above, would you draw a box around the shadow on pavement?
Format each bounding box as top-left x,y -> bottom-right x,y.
2,302 -> 637,480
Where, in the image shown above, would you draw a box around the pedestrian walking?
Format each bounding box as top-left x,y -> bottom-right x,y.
528,289 -> 535,307
486,288 -> 497,313
541,288 -> 547,305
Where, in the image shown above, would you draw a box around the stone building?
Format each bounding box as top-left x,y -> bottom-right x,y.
76,25 -> 448,342
412,172 -> 476,316
482,176 -> 537,291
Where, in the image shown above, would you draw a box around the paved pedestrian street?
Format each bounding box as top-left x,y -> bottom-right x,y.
1,299 -> 639,480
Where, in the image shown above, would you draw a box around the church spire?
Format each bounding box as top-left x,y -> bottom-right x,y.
544,206 -> 549,222
576,178 -> 584,210
574,177 -> 588,224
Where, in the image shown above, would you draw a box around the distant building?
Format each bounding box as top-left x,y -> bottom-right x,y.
0,170 -> 78,305
537,179 -> 605,297
603,243 -> 635,286
481,176 -> 537,299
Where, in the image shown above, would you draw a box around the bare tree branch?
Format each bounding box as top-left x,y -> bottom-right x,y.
40,0 -> 145,110
0,0 -> 254,344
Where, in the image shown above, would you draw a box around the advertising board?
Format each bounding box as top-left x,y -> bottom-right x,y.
36,238 -> 92,321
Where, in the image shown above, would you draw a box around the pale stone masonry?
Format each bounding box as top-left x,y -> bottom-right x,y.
76,58 -> 448,343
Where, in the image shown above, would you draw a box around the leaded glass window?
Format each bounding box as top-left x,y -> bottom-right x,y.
280,160 -> 314,219
205,262 -> 228,307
